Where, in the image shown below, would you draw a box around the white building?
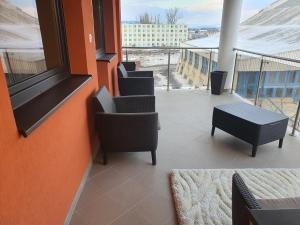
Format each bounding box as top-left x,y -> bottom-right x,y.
122,23 -> 188,47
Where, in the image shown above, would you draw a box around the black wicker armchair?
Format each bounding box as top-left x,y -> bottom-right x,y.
232,173 -> 300,225
117,63 -> 154,96
122,61 -> 136,71
93,86 -> 158,165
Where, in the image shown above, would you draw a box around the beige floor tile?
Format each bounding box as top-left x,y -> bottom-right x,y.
88,161 -> 113,179
110,209 -> 151,225
133,191 -> 176,225
89,168 -> 129,196
109,177 -> 152,209
75,180 -> 104,210
69,212 -> 91,225
77,194 -> 127,225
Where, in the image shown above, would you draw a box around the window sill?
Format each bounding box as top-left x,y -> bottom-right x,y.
96,53 -> 117,62
13,75 -> 92,137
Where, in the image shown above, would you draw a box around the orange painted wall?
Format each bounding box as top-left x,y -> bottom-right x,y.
0,0 -> 121,224
97,0 -> 122,95
97,58 -> 119,95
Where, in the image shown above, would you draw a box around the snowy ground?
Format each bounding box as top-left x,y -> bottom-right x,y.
123,49 -> 193,89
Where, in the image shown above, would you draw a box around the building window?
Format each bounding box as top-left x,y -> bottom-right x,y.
267,72 -> 277,84
93,0 -> 106,57
288,71 -> 296,83
1,0 -> 69,102
194,54 -> 199,69
184,50 -> 188,61
275,88 -> 283,97
188,52 -> 193,65
212,61 -> 218,71
201,57 -> 209,75
266,88 -> 274,97
286,88 -> 293,97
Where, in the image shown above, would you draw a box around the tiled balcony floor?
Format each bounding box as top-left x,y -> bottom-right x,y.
70,89 -> 300,225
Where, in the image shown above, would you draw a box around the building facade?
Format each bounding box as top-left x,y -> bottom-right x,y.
177,49 -> 300,102
122,23 -> 188,47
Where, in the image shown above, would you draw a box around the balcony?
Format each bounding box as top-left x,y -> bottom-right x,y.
1,0 -> 300,224
70,89 -> 300,225
122,46 -> 300,133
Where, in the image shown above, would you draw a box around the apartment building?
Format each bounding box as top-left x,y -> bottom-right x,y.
122,23 -> 188,47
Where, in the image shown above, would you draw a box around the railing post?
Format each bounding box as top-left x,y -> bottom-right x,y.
4,50 -> 16,84
231,51 -> 239,94
290,100 -> 300,136
255,57 -> 264,106
167,49 -> 171,91
206,49 -> 212,90
125,48 -> 128,62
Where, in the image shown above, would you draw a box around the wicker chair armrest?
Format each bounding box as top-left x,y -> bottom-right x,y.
232,173 -> 261,225
122,61 -> 136,71
128,71 -> 153,78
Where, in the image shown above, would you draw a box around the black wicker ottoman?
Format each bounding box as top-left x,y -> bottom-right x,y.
211,103 -> 288,157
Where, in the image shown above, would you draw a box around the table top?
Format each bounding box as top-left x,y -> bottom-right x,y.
215,103 -> 288,125
249,209 -> 300,225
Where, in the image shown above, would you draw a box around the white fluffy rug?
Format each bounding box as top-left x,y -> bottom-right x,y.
170,169 -> 300,225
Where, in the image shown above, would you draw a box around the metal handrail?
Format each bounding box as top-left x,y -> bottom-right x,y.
122,46 -> 300,135
122,46 -> 219,91
122,46 -> 218,50
233,48 -> 300,64
291,100 -> 300,136
234,48 -> 300,135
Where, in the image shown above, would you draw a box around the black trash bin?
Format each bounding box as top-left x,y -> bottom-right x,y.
210,71 -> 227,95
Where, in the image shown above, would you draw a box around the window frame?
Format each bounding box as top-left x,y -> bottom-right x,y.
7,0 -> 70,109
92,0 -> 106,59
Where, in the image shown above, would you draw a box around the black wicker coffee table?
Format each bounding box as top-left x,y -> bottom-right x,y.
211,103 -> 288,157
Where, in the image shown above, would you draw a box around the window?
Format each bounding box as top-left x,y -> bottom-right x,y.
93,0 -> 106,58
1,0 -> 92,137
286,88 -> 293,97
194,54 -> 199,69
266,88 -> 274,97
288,72 -> 296,83
1,0 -> 69,106
201,57 -> 209,75
188,52 -> 193,65
267,72 -> 276,84
275,88 -> 283,97
184,50 -> 188,61
212,61 -> 218,71
278,72 -> 286,84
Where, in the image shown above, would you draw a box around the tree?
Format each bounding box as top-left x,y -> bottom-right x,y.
166,7 -> 181,24
139,13 -> 151,24
139,13 -> 161,24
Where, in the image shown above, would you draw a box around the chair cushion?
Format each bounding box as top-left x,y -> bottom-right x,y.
257,197 -> 300,209
117,64 -> 128,78
93,86 -> 116,113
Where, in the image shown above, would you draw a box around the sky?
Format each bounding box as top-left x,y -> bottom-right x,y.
7,0 -> 276,27
121,0 -> 276,27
